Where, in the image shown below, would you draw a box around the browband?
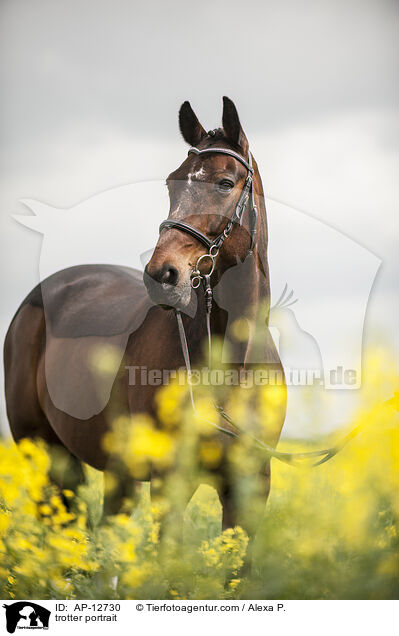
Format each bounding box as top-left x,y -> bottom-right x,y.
187,146 -> 254,173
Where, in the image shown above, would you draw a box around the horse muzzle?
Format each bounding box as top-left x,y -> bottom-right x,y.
143,265 -> 192,310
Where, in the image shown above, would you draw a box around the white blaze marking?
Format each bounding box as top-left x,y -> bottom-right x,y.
171,167 -> 208,218
187,166 -> 206,184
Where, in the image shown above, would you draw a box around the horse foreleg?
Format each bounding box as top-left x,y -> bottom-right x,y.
220,460 -> 271,530
47,444 -> 87,516
102,465 -> 137,520
219,461 -> 271,573
150,473 -> 196,551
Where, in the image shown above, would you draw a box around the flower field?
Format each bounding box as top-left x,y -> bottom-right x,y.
0,349 -> 398,600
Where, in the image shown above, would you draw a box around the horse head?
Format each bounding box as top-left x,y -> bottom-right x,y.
144,96 -> 268,311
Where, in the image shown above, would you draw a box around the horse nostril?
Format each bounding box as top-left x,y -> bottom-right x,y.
144,263 -> 180,287
160,264 -> 179,286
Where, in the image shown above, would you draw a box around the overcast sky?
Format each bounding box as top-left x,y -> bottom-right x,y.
1,0 -> 398,435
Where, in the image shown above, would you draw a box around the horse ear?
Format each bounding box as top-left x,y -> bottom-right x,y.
222,96 -> 248,154
179,101 -> 207,146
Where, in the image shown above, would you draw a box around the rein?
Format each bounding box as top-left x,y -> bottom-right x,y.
176,306 -> 370,468
158,144 -> 374,468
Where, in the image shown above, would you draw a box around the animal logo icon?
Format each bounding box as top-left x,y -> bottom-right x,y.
13,188 -> 380,391
2,602 -> 50,633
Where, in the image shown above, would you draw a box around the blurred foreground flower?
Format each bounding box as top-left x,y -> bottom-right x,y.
0,347 -> 398,599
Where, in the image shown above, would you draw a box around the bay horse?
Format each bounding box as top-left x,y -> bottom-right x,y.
4,97 -> 286,534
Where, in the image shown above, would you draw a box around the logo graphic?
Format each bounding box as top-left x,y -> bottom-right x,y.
2,603 -> 50,633
12,181 -> 381,435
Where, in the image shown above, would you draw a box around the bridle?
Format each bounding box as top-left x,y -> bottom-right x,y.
159,144 -> 258,291
155,142 -> 368,467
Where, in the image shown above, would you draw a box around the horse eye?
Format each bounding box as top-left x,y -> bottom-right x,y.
217,179 -> 234,192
